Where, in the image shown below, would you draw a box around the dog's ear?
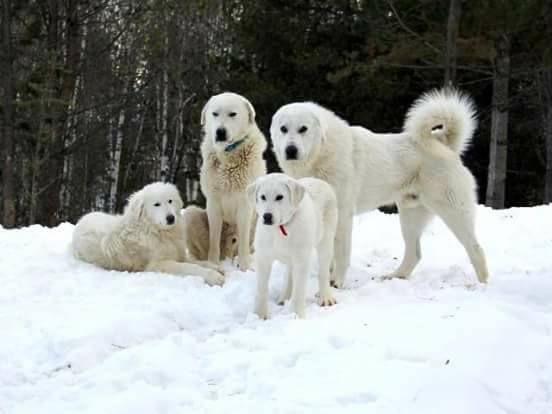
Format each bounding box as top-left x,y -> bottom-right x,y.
246,181 -> 258,207
126,190 -> 145,220
288,178 -> 306,208
312,110 -> 328,142
200,96 -> 212,127
242,96 -> 256,124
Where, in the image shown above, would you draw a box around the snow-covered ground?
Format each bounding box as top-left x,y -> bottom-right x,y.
1,205 -> 551,414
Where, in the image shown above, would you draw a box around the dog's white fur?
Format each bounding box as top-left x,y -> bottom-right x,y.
248,173 -> 338,319
181,205 -> 238,261
270,89 -> 489,286
200,92 -> 267,270
71,182 -> 224,286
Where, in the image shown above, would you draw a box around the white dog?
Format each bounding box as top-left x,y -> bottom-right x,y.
270,89 -> 489,286
71,182 -> 224,286
200,92 -> 267,270
248,173 -> 338,319
181,205 -> 238,261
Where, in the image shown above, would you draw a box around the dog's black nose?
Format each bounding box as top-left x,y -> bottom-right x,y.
166,214 -> 175,225
215,128 -> 227,142
262,212 -> 273,225
285,145 -> 298,160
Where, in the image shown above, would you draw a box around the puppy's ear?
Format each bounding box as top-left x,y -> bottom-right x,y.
242,96 -> 256,124
200,96 -> 212,127
126,190 -> 144,220
246,181 -> 258,206
288,179 -> 306,208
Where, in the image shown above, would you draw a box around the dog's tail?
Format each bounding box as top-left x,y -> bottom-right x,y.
403,88 -> 476,155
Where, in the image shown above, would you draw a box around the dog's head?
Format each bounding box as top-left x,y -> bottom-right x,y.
126,182 -> 184,229
201,92 -> 256,151
270,102 -> 327,164
247,173 -> 305,227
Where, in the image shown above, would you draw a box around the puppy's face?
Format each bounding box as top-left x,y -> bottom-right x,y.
128,183 -> 184,229
247,174 -> 305,227
201,92 -> 256,150
270,104 -> 325,163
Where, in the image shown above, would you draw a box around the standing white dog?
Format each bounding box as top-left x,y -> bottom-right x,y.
71,182 -> 224,286
270,89 -> 489,286
248,173 -> 338,319
200,92 -> 267,270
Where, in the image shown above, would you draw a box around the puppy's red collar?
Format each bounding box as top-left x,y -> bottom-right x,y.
279,225 -> 288,237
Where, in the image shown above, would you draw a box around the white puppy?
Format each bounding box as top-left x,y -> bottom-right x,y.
71,182 -> 224,286
248,173 -> 338,319
270,89 -> 489,286
200,92 -> 267,270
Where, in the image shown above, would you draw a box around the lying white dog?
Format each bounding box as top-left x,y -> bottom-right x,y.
270,89 -> 489,286
200,92 -> 267,270
248,173 -> 338,319
71,182 -> 224,286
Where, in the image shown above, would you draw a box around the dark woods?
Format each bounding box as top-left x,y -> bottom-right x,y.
0,0 -> 551,228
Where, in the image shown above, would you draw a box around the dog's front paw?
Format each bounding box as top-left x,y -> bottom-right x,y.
318,292 -> 337,307
237,255 -> 253,272
204,270 -> 225,286
254,302 -> 269,320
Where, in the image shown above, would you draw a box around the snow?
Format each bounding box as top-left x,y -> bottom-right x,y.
1,205 -> 551,413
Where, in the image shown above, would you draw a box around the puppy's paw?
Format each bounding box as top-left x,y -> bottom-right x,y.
204,270 -> 225,286
329,278 -> 344,289
318,293 -> 337,307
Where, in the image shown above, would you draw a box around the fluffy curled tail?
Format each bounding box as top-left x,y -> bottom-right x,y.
403,88 -> 477,155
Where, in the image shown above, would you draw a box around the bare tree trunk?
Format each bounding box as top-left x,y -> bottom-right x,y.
540,69 -> 552,203
1,0 -> 17,227
108,82 -> 128,213
444,0 -> 462,87
122,107 -> 145,190
486,34 -> 511,209
159,65 -> 170,182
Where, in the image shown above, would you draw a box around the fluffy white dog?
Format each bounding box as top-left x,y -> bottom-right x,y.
248,173 -> 338,319
270,89 -> 489,286
200,92 -> 267,270
181,205 -> 238,261
71,182 -> 224,286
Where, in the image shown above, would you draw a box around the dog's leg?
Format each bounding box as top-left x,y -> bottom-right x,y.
254,258 -> 273,320
145,260 -> 224,286
277,265 -> 292,305
236,200 -> 253,271
331,210 -> 353,288
429,202 -> 489,283
206,198 -> 223,265
385,204 -> 433,280
317,235 -> 337,306
290,256 -> 309,318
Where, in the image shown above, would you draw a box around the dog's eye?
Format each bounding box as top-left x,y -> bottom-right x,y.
275,194 -> 283,201
280,125 -> 288,134
168,199 -> 172,204
260,194 -> 266,201
229,112 -> 237,118
212,112 -> 219,117
153,202 -> 161,207
298,126 -> 308,133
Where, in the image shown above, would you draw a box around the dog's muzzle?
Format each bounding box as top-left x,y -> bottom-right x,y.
285,145 -> 298,160
166,214 -> 175,225
262,212 -> 273,225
